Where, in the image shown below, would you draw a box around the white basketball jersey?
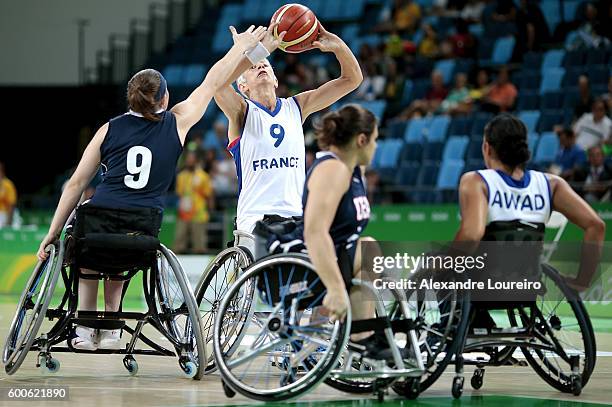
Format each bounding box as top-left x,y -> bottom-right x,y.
228,97 -> 305,232
477,169 -> 552,225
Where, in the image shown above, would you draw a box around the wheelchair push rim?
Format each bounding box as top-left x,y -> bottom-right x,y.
3,244 -> 61,374
213,253 -> 350,401
195,246 -> 253,373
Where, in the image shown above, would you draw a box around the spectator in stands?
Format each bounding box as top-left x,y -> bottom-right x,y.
600,76 -> 612,117
574,75 -> 595,120
448,19 -> 476,58
514,0 -> 549,57
355,62 -> 386,101
418,24 -> 440,58
550,127 -> 586,180
439,73 -> 472,114
573,3 -> 610,49
574,145 -> 612,202
397,70 -> 448,119
489,0 -> 518,36
460,0 -> 485,23
173,151 -> 214,254
481,67 -> 518,113
210,156 -> 237,204
469,69 -> 492,102
390,0 -> 422,34
573,98 -> 612,150
213,119 -> 228,148
0,162 -> 17,228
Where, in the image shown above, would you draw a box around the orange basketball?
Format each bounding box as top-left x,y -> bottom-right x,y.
271,3 -> 319,53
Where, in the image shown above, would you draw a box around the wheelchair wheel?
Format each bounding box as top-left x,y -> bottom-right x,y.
508,264 -> 596,393
195,246 -> 253,373
392,274 -> 471,395
3,244 -> 61,375
213,253 -> 350,401
154,245 -> 206,380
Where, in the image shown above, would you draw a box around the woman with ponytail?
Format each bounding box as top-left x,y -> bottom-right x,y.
35,25 -> 284,350
303,104 -> 399,361
455,113 -> 605,293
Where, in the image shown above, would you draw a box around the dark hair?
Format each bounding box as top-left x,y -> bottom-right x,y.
316,104 -> 377,149
592,97 -> 608,111
126,69 -> 164,122
558,126 -> 575,139
484,113 -> 530,168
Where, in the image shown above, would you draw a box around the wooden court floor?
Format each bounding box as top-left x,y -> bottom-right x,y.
1,303 -> 611,407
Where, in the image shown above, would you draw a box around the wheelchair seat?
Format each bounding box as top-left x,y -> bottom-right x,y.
69,204 -> 163,273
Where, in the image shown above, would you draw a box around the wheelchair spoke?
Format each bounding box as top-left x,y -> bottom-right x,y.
227,337 -> 289,369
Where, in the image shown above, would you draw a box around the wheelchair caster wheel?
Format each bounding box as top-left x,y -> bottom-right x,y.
222,381 -> 235,398
452,376 -> 464,399
404,378 -> 420,400
182,361 -> 197,379
123,356 -> 138,376
42,357 -> 60,373
471,368 -> 484,389
571,376 -> 582,396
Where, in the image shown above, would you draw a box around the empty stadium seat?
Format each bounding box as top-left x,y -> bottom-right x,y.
434,59 -> 455,85
400,142 -> 423,165
541,50 -> 565,73
182,64 -> 206,86
523,52 -> 543,69
541,0 -> 561,33
395,163 -> 421,186
586,48 -> 607,66
538,110 -> 564,132
528,133 -> 540,154
470,113 -> 492,137
378,139 -> 403,168
533,132 -> 560,164
436,159 -> 465,189
417,163 -> 439,187
449,116 -> 473,136
360,100 -> 387,121
564,49 -> 585,67
491,36 -> 515,65
163,65 -> 185,86
442,136 -> 469,161
517,90 -> 540,110
427,115 -> 450,142
539,68 -> 565,93
405,118 -> 429,143
465,139 -> 483,161
401,79 -> 414,105
541,91 -> 564,109
423,141 -> 445,161
386,120 -> 408,139
518,111 -> 541,133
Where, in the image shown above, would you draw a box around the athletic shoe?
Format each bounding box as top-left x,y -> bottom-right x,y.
71,326 -> 97,351
98,329 -> 122,350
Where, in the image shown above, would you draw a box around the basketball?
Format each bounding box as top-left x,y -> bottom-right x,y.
270,3 -> 319,53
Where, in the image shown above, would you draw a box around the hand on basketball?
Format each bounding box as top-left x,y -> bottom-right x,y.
37,233 -> 57,261
312,25 -> 342,53
262,21 -> 287,53
322,291 -> 349,322
229,25 -> 267,54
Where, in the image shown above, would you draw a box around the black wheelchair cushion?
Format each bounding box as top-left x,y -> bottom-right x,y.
70,204 -> 163,273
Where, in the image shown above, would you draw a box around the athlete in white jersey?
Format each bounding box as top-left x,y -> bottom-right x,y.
455,114 -> 605,292
214,24 -> 362,237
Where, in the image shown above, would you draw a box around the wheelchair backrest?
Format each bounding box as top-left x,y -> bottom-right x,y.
70,205 -> 162,273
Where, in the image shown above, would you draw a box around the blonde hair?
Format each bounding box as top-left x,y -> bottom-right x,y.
236,58 -> 275,97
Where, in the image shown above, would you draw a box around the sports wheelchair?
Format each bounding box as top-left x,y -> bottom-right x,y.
208,219 -> 429,401
3,206 -> 206,378
436,217 -> 596,398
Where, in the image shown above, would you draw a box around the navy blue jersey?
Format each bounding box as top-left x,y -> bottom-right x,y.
90,111 -> 182,210
302,152 -> 371,263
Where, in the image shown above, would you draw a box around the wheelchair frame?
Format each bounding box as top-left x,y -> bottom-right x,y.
3,233 -> 206,379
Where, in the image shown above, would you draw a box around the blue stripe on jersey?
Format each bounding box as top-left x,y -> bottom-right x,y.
495,169 -> 531,188
228,138 -> 242,196
248,98 -> 282,117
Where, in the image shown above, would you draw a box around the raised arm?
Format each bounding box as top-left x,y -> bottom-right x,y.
215,23 -> 286,144
548,174 -> 605,291
303,159 -> 352,321
37,123 -> 108,260
294,25 -> 363,121
170,25 -> 267,144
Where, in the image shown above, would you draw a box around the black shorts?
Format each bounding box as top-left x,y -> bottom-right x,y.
337,247 -> 355,291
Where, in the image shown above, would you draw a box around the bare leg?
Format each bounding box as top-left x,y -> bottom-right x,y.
79,269 -> 99,311
104,279 -> 124,312
350,236 -> 380,341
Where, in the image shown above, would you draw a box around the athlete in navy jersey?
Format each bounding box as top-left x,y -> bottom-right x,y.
303,104 -> 392,358
455,114 -> 605,293
36,25 -> 284,351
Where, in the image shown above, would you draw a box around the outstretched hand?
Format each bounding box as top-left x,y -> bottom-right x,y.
262,21 -> 287,53
229,25 -> 267,53
312,24 -> 342,53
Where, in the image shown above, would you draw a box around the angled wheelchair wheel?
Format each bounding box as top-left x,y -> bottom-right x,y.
213,253 -> 350,401
195,246 -> 253,373
3,244 -> 62,375
154,245 -> 206,380
392,271 -> 471,395
508,264 -> 596,393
